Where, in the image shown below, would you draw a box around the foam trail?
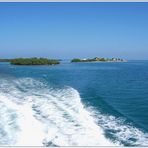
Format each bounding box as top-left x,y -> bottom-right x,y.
15,103 -> 46,146
0,78 -> 116,146
0,101 -> 19,145
1,78 -> 148,146
31,87 -> 116,146
92,111 -> 148,146
0,94 -> 45,146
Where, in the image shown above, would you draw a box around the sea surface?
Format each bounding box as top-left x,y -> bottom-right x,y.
0,60 -> 148,146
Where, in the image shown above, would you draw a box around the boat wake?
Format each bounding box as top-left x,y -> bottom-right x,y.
0,78 -> 147,146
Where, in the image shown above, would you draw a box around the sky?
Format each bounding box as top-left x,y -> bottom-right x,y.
0,2 -> 148,60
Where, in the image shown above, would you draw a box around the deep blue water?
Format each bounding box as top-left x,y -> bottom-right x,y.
0,60 -> 148,146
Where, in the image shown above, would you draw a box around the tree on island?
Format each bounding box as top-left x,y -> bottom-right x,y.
71,57 -> 126,62
10,58 -> 60,65
71,59 -> 82,62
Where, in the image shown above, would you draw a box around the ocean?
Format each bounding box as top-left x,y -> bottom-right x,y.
0,60 -> 148,146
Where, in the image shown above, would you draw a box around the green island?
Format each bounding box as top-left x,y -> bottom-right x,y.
0,58 -> 60,65
0,57 -> 126,65
71,57 -> 126,63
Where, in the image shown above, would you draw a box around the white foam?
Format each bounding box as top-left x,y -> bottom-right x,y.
15,103 -> 46,146
31,87 -> 116,146
0,101 -> 19,145
0,93 -> 45,146
0,77 -> 148,146
0,78 -> 116,146
91,109 -> 148,146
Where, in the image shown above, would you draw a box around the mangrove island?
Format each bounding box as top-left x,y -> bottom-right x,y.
71,57 -> 126,63
0,58 -> 60,65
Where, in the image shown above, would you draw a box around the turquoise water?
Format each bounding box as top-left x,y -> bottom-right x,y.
0,60 -> 148,146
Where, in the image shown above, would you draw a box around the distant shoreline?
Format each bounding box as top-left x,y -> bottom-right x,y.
0,57 -> 127,65
71,57 -> 127,63
0,58 -> 60,65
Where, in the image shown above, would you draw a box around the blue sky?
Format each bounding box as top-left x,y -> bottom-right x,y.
0,2 -> 148,59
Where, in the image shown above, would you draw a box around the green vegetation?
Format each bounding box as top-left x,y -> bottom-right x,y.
71,57 -> 126,63
10,58 -> 60,65
0,57 -> 126,65
71,59 -> 82,62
